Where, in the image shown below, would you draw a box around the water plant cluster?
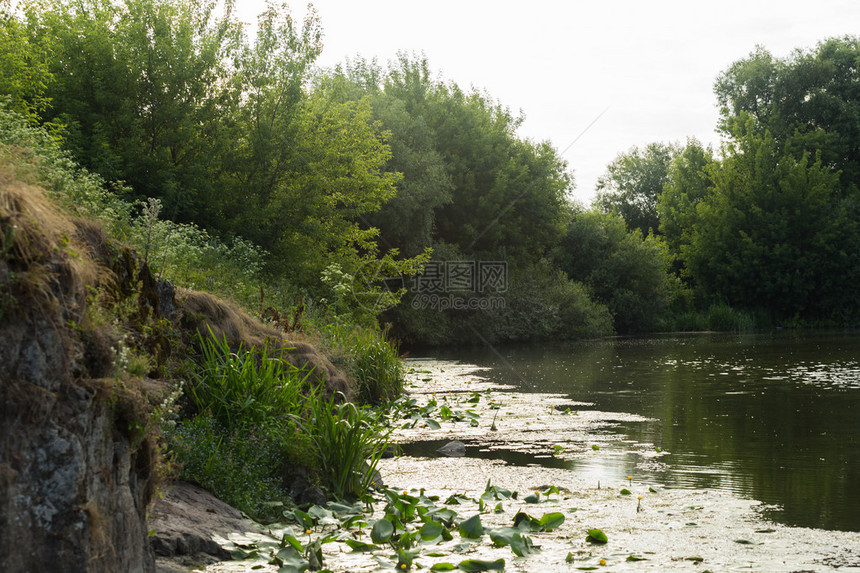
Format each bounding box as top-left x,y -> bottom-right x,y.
215,479 -> 577,572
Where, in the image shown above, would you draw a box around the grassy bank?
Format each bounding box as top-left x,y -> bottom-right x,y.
0,103 -> 406,520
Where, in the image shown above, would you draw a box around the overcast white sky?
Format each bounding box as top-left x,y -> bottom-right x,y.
236,1 -> 860,204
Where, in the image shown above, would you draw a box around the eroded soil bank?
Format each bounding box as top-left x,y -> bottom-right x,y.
206,358 -> 860,572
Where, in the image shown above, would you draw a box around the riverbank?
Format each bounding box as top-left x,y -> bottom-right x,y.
202,358 -> 860,572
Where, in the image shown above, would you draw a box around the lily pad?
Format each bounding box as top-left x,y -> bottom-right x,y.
585,528 -> 608,544
458,558 -> 505,571
370,518 -> 394,544
458,514 -> 484,539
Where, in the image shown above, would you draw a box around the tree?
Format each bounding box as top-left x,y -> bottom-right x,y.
684,121 -> 859,320
31,0 -> 246,225
555,207 -> 672,333
657,139 -> 715,269
594,142 -> 679,235
0,1 -> 53,122
715,37 -> 860,194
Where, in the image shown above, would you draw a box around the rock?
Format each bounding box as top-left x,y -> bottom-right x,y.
148,481 -> 258,565
437,440 -> 467,457
0,178 -> 157,572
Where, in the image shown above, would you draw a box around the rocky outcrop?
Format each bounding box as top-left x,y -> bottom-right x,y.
148,481 -> 254,571
1,168 -> 355,572
0,173 -> 157,571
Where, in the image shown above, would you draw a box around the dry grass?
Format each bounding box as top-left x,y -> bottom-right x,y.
178,288 -> 353,399
0,163 -> 100,318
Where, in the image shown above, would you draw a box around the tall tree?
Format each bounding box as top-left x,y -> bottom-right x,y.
715,37 -> 860,193
657,139 -> 715,268
0,1 -> 53,122
684,120 -> 859,319
594,141 -> 679,235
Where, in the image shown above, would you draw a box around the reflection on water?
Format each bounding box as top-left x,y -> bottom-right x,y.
419,331 -> 860,531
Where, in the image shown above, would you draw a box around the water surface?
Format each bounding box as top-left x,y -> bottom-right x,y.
421,331 -> 860,531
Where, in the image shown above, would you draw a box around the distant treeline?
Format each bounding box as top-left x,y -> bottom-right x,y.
3,0 -> 859,342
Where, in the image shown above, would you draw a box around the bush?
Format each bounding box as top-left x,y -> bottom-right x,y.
169,415 -> 292,522
311,320 -> 405,404
707,303 -> 755,332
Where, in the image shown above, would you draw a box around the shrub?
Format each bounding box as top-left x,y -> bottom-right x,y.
707,303 -> 755,332
168,415 -> 291,522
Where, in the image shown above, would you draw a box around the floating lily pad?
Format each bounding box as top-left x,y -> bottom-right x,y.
585,528 -> 608,544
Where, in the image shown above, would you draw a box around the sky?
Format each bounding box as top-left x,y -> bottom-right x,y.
235,1 -> 860,204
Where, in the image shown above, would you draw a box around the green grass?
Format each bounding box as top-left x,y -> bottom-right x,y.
168,415 -> 292,521
172,331 -> 395,512
187,328 -> 316,428
300,393 -> 392,499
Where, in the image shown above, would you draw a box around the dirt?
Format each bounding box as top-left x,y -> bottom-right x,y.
203,358 -> 860,572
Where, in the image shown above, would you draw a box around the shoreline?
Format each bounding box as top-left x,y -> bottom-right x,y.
204,357 -> 860,572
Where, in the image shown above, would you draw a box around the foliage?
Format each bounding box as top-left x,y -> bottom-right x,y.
187,329 -> 314,428
298,394 -> 391,499
0,2 -> 53,123
715,37 -> 860,192
683,121 -> 859,320
706,303 -> 756,332
556,208 -> 673,333
595,142 -> 679,235
168,414 -> 292,521
657,139 -> 716,265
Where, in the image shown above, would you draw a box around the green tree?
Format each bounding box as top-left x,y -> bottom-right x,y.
323,59 -> 454,258
657,139 -> 715,270
594,142 -> 679,235
31,0 -> 245,224
684,121 -> 859,320
715,37 -> 860,193
555,208 -> 672,333
0,1 -> 53,122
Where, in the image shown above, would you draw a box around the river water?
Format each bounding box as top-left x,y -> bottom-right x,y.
417,330 -> 860,532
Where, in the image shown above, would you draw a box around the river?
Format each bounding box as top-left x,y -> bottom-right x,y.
416,330 -> 860,532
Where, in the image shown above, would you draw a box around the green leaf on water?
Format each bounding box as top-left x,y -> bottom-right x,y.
523,493 -> 540,504
512,511 -> 541,531
649,487 -> 658,493
458,558 -> 505,571
591,444 -> 600,450
685,556 -> 704,562
620,488 -> 632,495
510,532 -> 534,557
585,528 -> 608,544
626,555 -> 647,562
488,527 -> 518,547
458,514 -> 484,539
343,539 -> 379,552
424,418 -> 441,430
755,529 -> 776,534
538,512 -> 565,531
565,552 -> 574,563
280,536 -> 303,553
370,518 -> 394,544
734,539 -> 754,544
430,564 -> 457,572
274,547 -> 309,573
420,521 -> 444,541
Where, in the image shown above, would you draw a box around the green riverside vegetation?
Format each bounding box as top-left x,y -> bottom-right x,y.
4,0 -> 860,555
